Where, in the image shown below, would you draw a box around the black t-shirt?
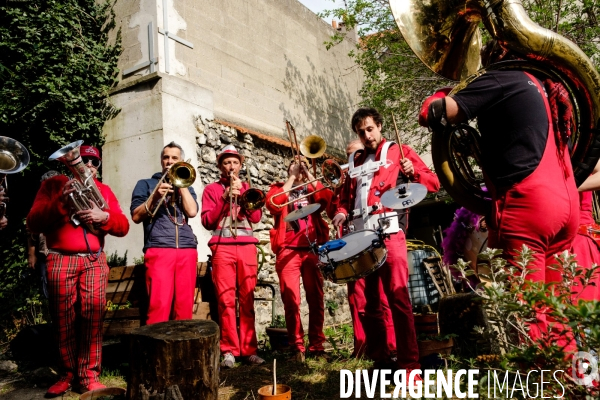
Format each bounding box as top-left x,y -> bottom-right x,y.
451,70 -> 549,188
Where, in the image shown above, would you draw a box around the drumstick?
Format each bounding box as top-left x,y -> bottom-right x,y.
391,114 -> 405,160
392,113 -> 409,189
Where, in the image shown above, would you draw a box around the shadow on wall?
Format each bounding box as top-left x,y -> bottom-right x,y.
280,54 -> 358,153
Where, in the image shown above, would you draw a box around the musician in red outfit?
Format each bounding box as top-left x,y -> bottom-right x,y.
332,108 -> 438,376
201,145 -> 264,368
572,162 -> 600,301
266,156 -> 332,362
27,145 -> 129,396
419,42 -> 579,347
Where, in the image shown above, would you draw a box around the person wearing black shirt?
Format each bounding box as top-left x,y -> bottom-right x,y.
419,51 -> 578,347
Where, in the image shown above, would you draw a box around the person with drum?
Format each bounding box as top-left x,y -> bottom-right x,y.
326,139 -> 396,359
201,145 -> 265,368
331,107 -> 434,379
266,155 -> 333,362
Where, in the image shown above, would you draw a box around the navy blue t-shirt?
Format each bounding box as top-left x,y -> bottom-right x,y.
451,70 -> 549,188
131,172 -> 199,252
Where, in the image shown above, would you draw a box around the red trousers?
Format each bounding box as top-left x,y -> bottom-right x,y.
275,248 -> 325,353
488,75 -> 578,348
144,248 -> 197,324
47,252 -> 108,387
571,231 -> 600,301
210,243 -> 258,356
347,277 -> 396,358
361,232 -> 419,368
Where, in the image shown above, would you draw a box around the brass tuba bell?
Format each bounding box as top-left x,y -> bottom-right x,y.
0,136 -> 30,219
49,140 -> 109,234
390,0 -> 600,215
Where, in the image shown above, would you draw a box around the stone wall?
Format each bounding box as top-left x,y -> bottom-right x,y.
193,115 -> 351,334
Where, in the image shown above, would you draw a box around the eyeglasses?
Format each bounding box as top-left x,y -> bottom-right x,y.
82,157 -> 101,168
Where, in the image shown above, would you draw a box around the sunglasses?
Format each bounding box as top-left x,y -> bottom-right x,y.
82,157 -> 101,168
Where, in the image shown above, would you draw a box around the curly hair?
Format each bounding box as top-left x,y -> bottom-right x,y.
441,207 -> 482,266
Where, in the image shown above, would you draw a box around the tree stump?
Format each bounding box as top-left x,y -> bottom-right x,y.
127,320 -> 220,400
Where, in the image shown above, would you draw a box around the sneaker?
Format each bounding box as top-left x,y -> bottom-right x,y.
45,376 -> 73,398
246,354 -> 265,366
288,351 -> 305,363
221,352 -> 235,368
82,382 -> 107,392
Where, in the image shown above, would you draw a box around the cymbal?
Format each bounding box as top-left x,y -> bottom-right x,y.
284,203 -> 321,222
380,183 -> 427,209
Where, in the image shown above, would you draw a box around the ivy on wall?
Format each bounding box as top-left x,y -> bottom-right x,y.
0,0 -> 121,339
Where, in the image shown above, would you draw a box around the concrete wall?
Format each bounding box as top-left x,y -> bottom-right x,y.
115,0 -> 362,155
103,73 -> 214,261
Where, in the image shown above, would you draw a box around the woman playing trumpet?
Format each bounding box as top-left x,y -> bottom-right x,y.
200,144 -> 264,368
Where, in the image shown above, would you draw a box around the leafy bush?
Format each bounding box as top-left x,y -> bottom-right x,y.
0,0 -> 121,343
107,250 -> 128,268
450,246 -> 600,398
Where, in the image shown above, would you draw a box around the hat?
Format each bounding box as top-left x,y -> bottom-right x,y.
80,145 -> 101,160
217,144 -> 244,165
287,155 -> 309,168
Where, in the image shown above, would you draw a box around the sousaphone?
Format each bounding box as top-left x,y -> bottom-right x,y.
389,0 -> 600,215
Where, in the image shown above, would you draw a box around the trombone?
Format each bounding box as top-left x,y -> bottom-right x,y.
268,159 -> 346,209
145,160 -> 196,218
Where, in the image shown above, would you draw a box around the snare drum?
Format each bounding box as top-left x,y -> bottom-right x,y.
318,230 -> 387,283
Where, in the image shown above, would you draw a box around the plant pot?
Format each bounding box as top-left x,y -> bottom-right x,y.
413,313 -> 439,336
418,337 -> 454,358
257,384 -> 292,399
265,327 -> 290,352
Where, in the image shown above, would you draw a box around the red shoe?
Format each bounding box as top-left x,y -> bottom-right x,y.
45,376 -> 73,398
83,382 -> 107,392
407,369 -> 423,392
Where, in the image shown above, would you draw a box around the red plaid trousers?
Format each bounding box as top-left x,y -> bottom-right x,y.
47,252 -> 108,386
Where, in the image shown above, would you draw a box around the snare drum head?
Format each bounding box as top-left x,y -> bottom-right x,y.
321,230 -> 378,262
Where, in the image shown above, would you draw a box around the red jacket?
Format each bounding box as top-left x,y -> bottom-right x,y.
326,143 -> 439,219
266,181 -> 332,254
27,175 -> 130,253
201,177 -> 262,245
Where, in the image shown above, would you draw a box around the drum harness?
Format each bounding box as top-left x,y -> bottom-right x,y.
318,141 -> 401,275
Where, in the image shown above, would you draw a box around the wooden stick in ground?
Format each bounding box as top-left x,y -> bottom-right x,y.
391,114 -> 405,160
273,359 -> 277,395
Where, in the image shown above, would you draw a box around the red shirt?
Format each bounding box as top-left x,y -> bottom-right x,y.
266,181 -> 332,254
201,177 -> 261,245
27,175 -> 130,253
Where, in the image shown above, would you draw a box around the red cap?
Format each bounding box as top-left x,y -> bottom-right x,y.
80,145 -> 101,160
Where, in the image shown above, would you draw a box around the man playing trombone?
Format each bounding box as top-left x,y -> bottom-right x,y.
266,155 -> 333,362
131,141 -> 199,325
201,144 -> 265,368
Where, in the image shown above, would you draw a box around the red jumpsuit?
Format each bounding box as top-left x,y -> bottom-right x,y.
27,175 -> 129,387
570,191 -> 600,302
330,144 -> 439,358
335,139 -> 420,369
201,177 -> 262,357
482,74 -> 578,347
266,181 -> 332,353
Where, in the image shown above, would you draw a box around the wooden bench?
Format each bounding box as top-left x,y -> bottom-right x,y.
103,262 -> 214,337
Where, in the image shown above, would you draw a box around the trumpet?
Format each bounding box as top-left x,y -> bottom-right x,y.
49,140 -> 108,234
0,136 -> 30,219
145,160 -> 196,218
269,159 -> 346,208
